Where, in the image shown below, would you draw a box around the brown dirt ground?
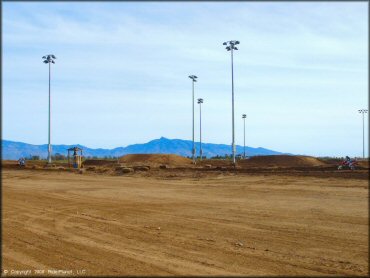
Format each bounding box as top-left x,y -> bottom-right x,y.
241,155 -> 327,167
119,154 -> 192,166
2,165 -> 368,276
198,155 -> 328,168
82,159 -> 117,167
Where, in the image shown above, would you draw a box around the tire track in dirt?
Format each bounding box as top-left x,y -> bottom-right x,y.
2,169 -> 368,276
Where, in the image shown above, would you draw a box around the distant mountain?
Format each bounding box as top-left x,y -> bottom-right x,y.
1,137 -> 284,160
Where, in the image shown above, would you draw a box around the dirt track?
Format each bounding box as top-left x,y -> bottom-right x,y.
2,168 -> 369,276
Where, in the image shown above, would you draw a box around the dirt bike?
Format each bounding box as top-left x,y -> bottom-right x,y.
18,159 -> 26,168
337,160 -> 356,170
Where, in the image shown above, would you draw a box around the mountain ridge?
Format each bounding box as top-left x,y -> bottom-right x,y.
1,137 -> 285,160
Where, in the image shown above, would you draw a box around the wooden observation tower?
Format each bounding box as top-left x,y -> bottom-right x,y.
67,147 -> 83,169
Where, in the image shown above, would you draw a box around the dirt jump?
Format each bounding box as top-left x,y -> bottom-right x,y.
197,155 -> 328,168
238,155 -> 328,168
83,159 -> 117,166
119,154 -> 192,166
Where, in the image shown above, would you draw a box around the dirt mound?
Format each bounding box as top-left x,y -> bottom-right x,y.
83,159 -> 117,166
198,159 -> 233,167
119,154 -> 191,166
239,155 -> 328,168
357,160 -> 369,169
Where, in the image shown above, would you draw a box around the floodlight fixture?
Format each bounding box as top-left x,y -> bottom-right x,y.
189,75 -> 198,82
43,54 -> 56,64
223,40 -> 240,51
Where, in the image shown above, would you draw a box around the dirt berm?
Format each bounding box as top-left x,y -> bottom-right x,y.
83,159 -> 117,166
237,155 -> 328,168
119,154 -> 192,166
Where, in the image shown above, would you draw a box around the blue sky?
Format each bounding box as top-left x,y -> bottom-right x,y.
2,2 -> 368,157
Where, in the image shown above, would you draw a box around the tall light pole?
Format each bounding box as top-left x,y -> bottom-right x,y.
223,40 -> 240,165
189,75 -> 198,164
242,114 -> 246,159
198,98 -> 204,161
358,109 -> 368,159
43,54 -> 56,164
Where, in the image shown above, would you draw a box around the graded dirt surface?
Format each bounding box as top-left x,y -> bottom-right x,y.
2,167 -> 368,276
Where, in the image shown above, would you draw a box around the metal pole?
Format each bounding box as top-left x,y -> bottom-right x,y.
362,112 -> 365,159
192,80 -> 195,164
231,48 -> 235,164
243,117 -> 245,159
48,62 -> 51,164
200,102 -> 202,161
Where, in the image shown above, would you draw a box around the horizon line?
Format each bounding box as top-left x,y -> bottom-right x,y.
2,137 -> 269,151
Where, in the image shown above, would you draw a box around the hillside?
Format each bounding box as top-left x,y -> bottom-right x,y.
1,137 -> 284,160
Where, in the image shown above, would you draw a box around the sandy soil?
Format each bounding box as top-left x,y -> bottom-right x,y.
2,168 -> 368,276
119,154 -> 192,166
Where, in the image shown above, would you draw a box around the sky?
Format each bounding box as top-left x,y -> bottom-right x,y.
2,1 -> 368,157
